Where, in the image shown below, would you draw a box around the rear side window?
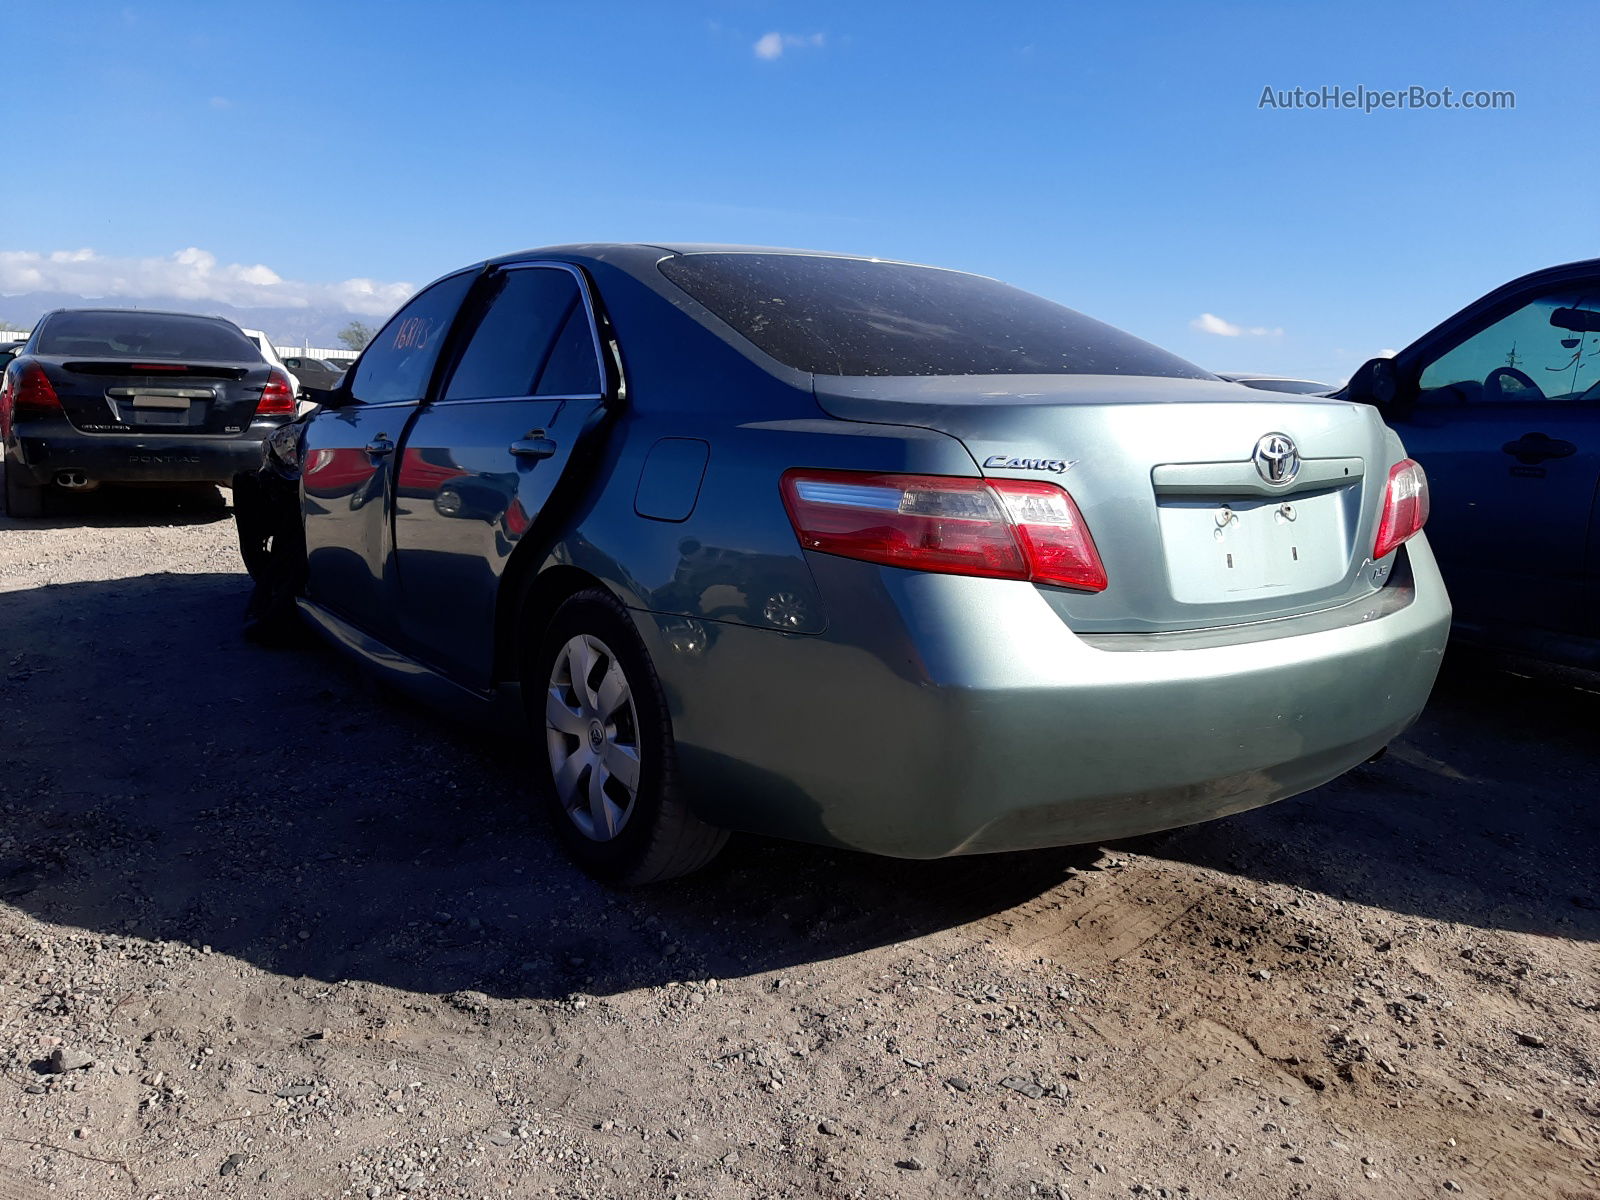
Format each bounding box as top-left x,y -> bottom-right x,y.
536,305 -> 603,396
443,267 -> 602,401
658,253 -> 1212,379
347,271 -> 475,406
35,311 -> 256,360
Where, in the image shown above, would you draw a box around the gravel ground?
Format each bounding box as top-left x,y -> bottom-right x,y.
0,482 -> 1596,1200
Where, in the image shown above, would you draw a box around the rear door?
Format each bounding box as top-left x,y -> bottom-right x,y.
1387,281 -> 1600,638
390,262 -> 609,686
301,270 -> 476,636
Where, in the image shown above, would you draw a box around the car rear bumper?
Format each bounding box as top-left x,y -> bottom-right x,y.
635,536 -> 1451,858
6,424 -> 275,485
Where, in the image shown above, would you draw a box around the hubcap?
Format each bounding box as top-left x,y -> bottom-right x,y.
544,634 -> 642,842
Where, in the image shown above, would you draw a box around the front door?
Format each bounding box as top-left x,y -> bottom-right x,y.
391,263 -> 610,685
301,270 -> 476,636
1392,283 -> 1600,638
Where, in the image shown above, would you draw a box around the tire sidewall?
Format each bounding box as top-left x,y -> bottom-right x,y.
527,592 -> 671,881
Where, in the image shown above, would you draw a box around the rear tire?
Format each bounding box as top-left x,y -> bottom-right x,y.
526,588 -> 728,885
3,460 -> 46,518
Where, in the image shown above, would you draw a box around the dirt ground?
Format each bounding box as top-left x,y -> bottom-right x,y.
0,482 -> 1595,1200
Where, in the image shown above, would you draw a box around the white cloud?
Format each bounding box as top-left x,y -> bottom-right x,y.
238,264 -> 282,286
208,96 -> 232,109
0,247 -> 412,317
1190,312 -> 1283,338
754,31 -> 825,60
1376,347 -> 1397,358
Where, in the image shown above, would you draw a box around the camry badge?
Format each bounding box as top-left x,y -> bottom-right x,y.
1252,433 -> 1300,486
983,454 -> 1077,474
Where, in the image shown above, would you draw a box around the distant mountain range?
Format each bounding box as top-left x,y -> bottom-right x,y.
0,291 -> 389,349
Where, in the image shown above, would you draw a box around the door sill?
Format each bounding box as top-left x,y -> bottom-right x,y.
296,599 -> 526,734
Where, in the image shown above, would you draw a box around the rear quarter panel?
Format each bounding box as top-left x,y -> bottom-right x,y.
505,258 -> 975,633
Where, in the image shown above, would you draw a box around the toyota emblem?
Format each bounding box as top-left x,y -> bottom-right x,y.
1252,433 -> 1300,486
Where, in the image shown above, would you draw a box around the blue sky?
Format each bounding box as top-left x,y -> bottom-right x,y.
5,1 -> 1596,379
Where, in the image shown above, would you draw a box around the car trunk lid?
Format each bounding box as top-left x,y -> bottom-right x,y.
40,357 -> 265,436
813,373 -> 1397,634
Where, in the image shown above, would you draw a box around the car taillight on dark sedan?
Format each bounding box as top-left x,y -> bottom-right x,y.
781,468 -> 1108,592
1373,458 -> 1430,560
255,369 -> 295,417
1,362 -> 61,439
10,363 -> 62,421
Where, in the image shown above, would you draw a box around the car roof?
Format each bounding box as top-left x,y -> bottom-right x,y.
39,306 -> 240,325
480,242 -> 983,278
496,242 -> 884,260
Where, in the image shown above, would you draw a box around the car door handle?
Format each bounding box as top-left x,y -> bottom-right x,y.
1502,432 -> 1577,464
509,434 -> 557,460
364,435 -> 395,457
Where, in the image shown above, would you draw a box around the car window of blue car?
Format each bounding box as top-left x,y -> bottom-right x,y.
346,270 -> 475,406
536,303 -> 602,396
1418,288 -> 1600,405
442,267 -> 601,401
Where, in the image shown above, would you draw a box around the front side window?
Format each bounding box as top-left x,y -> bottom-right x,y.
1418,287 -> 1600,404
442,267 -> 601,401
346,271 -> 475,406
658,253 -> 1213,379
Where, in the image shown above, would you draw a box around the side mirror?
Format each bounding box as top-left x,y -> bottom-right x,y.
1348,356 -> 1400,408
301,380 -> 354,409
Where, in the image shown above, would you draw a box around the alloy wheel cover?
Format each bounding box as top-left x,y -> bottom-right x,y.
544,633 -> 643,841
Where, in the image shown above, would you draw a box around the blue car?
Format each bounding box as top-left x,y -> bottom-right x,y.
1343,259 -> 1600,669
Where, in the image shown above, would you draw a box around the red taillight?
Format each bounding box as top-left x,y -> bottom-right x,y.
1373,458 -> 1430,560
13,363 -> 62,422
255,369 -> 295,416
780,469 -> 1107,592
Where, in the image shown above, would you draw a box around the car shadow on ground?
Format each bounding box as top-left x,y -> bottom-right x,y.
0,468 -> 232,529
0,571 -> 1098,1003
0,572 -> 1594,1007
1128,650 -> 1600,944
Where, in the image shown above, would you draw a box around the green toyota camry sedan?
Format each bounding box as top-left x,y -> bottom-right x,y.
234,245 -> 1450,883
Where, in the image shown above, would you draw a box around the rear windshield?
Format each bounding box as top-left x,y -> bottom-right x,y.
658,253 -> 1212,379
35,311 -> 257,361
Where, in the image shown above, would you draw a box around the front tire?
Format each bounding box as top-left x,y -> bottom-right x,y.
527,589 -> 727,885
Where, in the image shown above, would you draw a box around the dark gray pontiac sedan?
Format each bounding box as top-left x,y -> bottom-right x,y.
235,245 -> 1449,883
